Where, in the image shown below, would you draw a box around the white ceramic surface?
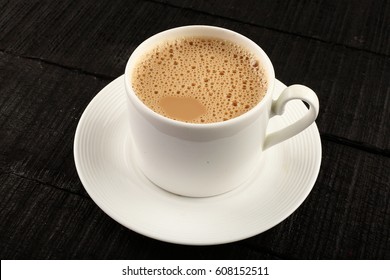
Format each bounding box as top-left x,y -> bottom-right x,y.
74,76 -> 322,245
124,25 -> 319,197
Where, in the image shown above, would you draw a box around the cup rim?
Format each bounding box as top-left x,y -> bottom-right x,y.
124,25 -> 275,129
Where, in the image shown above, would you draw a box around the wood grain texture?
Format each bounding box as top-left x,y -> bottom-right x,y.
0,0 -> 388,150
0,0 -> 389,260
1,141 -> 389,259
0,51 -> 109,195
0,173 -> 279,259
244,140 -> 390,259
156,0 -> 390,56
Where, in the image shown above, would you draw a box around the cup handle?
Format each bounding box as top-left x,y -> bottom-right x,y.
263,85 -> 319,150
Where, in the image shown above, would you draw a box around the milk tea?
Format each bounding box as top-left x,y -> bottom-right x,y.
131,37 -> 267,123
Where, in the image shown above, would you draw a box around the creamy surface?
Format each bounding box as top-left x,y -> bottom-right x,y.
131,37 -> 267,123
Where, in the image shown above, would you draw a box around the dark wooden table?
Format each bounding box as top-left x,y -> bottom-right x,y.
1,0 -> 389,259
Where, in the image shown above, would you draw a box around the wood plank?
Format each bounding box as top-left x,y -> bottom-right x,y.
0,0 -> 388,261
270,37 -> 390,152
243,140 -> 390,259
0,51 -> 109,195
0,1 -> 388,150
157,0 -> 390,55
0,0 -> 143,78
1,139 -> 389,259
0,173 -> 278,259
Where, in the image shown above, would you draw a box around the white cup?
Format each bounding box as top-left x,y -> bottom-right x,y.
124,25 -> 319,197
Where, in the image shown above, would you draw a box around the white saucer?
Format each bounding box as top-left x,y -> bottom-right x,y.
74,76 -> 321,245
